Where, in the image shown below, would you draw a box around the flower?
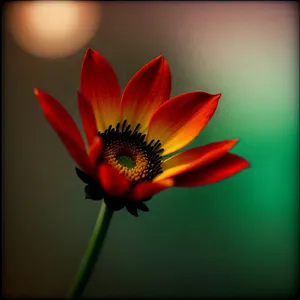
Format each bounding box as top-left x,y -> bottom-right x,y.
34,49 -> 250,216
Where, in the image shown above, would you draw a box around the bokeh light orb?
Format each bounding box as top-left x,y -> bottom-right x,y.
7,1 -> 101,59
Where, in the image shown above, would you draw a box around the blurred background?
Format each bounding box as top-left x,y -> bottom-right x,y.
2,1 -> 299,298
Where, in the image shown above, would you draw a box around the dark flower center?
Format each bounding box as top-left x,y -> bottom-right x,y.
98,120 -> 164,184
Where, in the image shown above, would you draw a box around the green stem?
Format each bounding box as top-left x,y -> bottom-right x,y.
68,202 -> 114,298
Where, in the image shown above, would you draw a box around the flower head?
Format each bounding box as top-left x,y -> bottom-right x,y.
34,49 -> 250,216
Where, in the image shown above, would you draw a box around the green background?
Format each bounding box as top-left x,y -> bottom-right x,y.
3,2 -> 298,298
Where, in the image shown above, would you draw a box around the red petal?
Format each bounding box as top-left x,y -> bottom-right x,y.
89,136 -> 103,167
120,55 -> 171,133
147,91 -> 221,156
130,179 -> 174,201
34,88 -> 94,175
98,163 -> 131,198
80,49 -> 121,132
78,91 -> 98,146
174,153 -> 250,187
57,131 -> 96,177
154,139 -> 239,181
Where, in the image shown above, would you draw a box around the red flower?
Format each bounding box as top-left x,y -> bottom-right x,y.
34,49 -> 250,216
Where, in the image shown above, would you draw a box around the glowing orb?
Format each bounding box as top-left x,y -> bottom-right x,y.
8,1 -> 101,58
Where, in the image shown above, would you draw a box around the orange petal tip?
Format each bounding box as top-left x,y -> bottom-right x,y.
231,138 -> 239,145
153,54 -> 165,62
33,88 -> 39,96
215,93 -> 222,100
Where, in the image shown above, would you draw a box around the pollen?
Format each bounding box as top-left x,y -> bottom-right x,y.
98,120 -> 163,184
